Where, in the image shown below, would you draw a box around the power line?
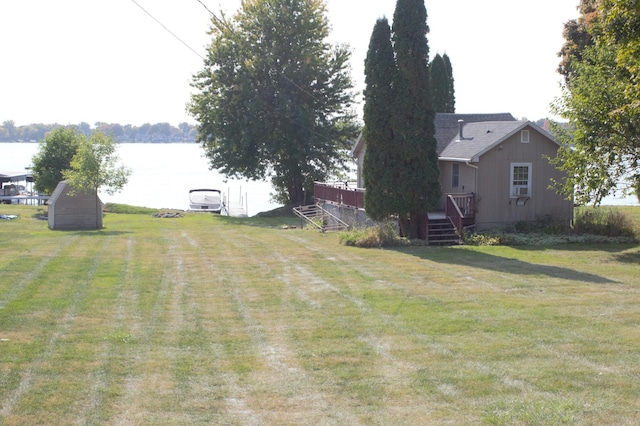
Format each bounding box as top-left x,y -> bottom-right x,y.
133,0 -> 351,146
195,0 -> 215,16
130,0 -> 205,60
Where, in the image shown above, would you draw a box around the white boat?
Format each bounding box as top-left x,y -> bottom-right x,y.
189,189 -> 223,213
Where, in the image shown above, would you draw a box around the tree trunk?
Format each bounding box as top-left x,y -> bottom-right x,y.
408,213 -> 419,240
398,216 -> 410,238
288,184 -> 305,205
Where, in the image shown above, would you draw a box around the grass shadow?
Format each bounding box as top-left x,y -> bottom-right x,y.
396,245 -> 618,284
612,249 -> 640,264
49,229 -> 132,237
213,213 -> 299,229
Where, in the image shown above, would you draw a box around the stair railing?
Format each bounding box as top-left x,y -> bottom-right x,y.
446,195 -> 465,236
293,204 -> 350,232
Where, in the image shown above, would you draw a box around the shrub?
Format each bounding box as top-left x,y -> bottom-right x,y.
463,208 -> 638,246
339,222 -> 409,248
573,208 -> 637,238
462,231 -> 507,246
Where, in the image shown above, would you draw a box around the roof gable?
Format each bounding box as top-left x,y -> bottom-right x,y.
351,112 -> 544,160
435,113 -> 516,154
439,120 -> 558,162
439,121 -> 524,161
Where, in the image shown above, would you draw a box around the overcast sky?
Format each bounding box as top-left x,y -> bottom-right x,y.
0,0 -> 579,127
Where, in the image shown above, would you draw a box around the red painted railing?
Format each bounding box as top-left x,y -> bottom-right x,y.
313,183 -> 475,234
445,193 -> 475,235
313,182 -> 365,210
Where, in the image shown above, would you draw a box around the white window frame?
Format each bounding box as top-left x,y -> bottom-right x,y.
510,162 -> 532,198
521,130 -> 530,143
451,163 -> 460,188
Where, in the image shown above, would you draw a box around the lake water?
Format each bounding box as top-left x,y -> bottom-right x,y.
3,142 -> 638,211
2,142 -> 282,215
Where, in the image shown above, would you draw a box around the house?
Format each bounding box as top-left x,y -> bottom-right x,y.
48,181 -> 104,230
321,113 -> 573,235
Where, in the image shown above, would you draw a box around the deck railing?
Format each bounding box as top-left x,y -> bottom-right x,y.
313,183 -> 475,235
313,182 -> 365,210
445,193 -> 475,235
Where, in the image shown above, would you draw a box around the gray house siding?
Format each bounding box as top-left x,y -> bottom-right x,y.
351,114 -> 573,231
474,126 -> 572,229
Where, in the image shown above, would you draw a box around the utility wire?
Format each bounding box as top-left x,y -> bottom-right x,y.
195,0 -> 215,16
132,0 -> 351,145
130,0 -> 205,60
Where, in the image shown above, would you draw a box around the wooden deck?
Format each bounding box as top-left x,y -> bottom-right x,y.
313,182 -> 476,238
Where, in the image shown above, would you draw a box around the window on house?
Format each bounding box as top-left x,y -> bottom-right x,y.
510,163 -> 531,197
451,163 -> 459,188
521,130 -> 530,143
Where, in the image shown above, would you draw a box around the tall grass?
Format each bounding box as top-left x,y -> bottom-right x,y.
465,206 -> 639,245
339,222 -> 409,247
574,206 -> 638,237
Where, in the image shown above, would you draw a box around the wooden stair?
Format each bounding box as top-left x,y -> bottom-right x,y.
428,216 -> 461,246
293,204 -> 349,232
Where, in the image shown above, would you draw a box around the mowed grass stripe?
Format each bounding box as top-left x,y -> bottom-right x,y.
215,233 -> 363,424
191,222 -> 299,424
0,205 -> 639,424
0,233 -> 115,423
106,216 -> 256,424
212,227 -> 442,422
275,230 -> 640,423
269,234 -> 480,422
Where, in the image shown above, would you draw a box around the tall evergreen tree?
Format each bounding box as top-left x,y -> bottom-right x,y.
391,0 -> 441,238
363,18 -> 398,221
442,53 -> 455,112
429,54 -> 449,113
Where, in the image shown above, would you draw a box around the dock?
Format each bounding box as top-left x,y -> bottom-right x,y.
1,171 -> 48,205
226,202 -> 248,217
225,187 -> 249,217
0,194 -> 49,205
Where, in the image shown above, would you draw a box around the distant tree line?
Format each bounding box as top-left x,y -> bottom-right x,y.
0,120 -> 197,143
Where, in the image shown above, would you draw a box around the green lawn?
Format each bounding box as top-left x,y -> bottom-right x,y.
0,204 -> 639,425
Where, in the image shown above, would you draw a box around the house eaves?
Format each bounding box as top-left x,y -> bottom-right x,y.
439,156 -> 473,162
350,131 -> 364,158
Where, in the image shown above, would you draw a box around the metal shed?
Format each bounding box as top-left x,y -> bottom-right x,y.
48,181 -> 103,230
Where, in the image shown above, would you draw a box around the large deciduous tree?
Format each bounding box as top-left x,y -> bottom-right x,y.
189,0 -> 359,205
391,0 -> 441,238
557,0 -> 598,84
552,0 -> 640,205
362,17 -> 398,221
31,127 -> 83,195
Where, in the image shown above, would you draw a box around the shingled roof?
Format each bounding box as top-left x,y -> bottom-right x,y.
434,113 -> 516,154
439,121 -> 526,161
352,112 -> 522,160
438,118 -> 558,162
